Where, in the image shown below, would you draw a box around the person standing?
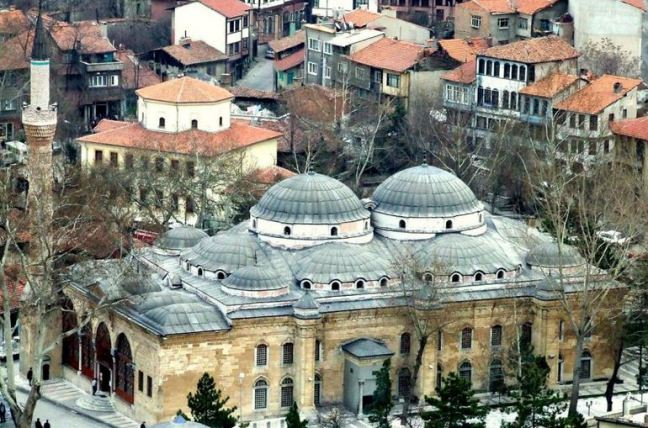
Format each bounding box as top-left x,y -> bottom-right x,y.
140,423 -> 146,428
91,378 -> 97,396
44,420 -> 51,428
35,418 -> 43,428
27,368 -> 33,386
0,401 -> 5,422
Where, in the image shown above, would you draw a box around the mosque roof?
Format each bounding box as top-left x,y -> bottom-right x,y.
372,164 -> 482,217
526,242 -> 584,268
181,232 -> 258,272
342,338 -> 394,359
296,243 -> 390,283
250,172 -> 369,224
222,265 -> 286,291
155,226 -> 209,251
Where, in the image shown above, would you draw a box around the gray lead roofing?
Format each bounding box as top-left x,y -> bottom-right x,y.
372,164 -> 483,217
155,226 -> 209,250
342,338 -> 394,359
223,265 -> 286,291
181,231 -> 259,272
526,241 -> 585,267
250,172 -> 370,224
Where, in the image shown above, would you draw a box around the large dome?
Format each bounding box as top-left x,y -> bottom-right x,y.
372,164 -> 482,217
250,172 -> 369,224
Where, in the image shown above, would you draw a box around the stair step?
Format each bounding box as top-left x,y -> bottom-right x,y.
76,395 -> 115,413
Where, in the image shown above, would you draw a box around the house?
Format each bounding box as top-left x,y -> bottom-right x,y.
611,115 -> 648,188
76,77 -> 282,226
311,0 -> 378,21
0,30 -> 33,142
437,37 -> 490,63
569,0 -> 647,80
147,39 -> 230,82
172,0 -> 253,81
454,0 -> 567,44
342,9 -> 432,44
269,31 -> 305,90
377,0 -> 460,29
116,48 -> 162,115
251,0 -> 306,44
304,23 -> 383,87
0,7 -> 30,42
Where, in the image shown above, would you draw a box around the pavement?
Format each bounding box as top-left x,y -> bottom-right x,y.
235,45 -> 275,92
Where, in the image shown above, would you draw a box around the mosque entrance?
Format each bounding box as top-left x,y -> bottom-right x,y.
95,322 -> 112,393
98,364 -> 111,392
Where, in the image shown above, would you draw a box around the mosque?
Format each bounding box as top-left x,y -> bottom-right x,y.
53,165 -> 624,425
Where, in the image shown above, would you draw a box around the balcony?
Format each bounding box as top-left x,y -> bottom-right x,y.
81,61 -> 124,73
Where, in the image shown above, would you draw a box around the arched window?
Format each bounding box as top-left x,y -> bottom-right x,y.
301,280 -> 312,289
283,226 -> 291,236
400,333 -> 411,355
399,219 -> 406,229
365,221 -> 369,230
80,322 -> 94,379
95,322 -> 111,392
511,92 -> 517,110
459,361 -> 472,384
282,343 -> 294,365
445,220 -> 453,229
511,64 -> 518,80
158,117 -> 165,128
558,354 -> 564,382
252,219 -> 257,228
478,58 -> 485,74
493,61 -> 500,77
314,374 -> 322,406
219,117 -> 223,126
280,378 -> 294,407
254,379 -> 268,409
503,63 -> 510,78
451,273 -> 461,283
519,66 -> 526,81
474,272 -> 483,281
216,270 -> 226,280
197,267 -> 204,277
380,277 -> 388,287
191,119 -> 198,129
436,364 -> 443,390
398,368 -> 411,397
491,325 -> 502,347
330,281 -> 341,291
461,327 -> 472,349
256,344 -> 268,366
486,60 -> 492,76
579,350 -> 592,380
489,359 -> 504,392
423,272 -> 433,282
315,339 -> 321,362
496,269 -> 505,279
331,227 -> 338,236
355,279 -> 365,289
115,333 -> 134,403
502,90 -> 509,109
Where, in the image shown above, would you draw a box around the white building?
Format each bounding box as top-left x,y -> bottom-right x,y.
311,0 -> 378,22
172,0 -> 253,80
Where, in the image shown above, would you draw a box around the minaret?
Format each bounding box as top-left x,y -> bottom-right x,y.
22,6 -> 56,273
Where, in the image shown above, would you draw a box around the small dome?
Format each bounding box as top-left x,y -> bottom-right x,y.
526,242 -> 584,268
293,292 -> 321,319
250,172 -> 369,224
373,164 -> 482,217
296,243 -> 390,284
415,233 -> 519,275
155,226 -> 208,250
222,265 -> 286,292
152,415 -> 210,428
181,232 -> 258,272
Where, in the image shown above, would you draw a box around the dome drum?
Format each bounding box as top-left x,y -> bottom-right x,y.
428,267 -> 517,285
371,211 -> 486,240
298,276 -> 391,291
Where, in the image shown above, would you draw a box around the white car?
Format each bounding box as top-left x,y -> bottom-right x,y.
596,230 -> 633,245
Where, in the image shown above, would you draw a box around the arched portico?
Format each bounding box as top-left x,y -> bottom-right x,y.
95,322 -> 112,393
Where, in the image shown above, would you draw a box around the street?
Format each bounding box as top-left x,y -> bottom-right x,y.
235,45 -> 274,92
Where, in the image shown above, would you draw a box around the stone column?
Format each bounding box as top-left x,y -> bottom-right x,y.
111,350 -> 116,395
358,380 -> 364,417
77,332 -> 82,374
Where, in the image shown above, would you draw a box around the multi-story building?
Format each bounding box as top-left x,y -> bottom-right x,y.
342,9 -> 432,44
147,39 -> 230,82
269,31 -> 305,90
172,0 -> 253,81
0,7 -> 29,42
611,116 -> 648,188
378,0 -> 462,30
246,0 -> 306,44
454,0 -> 567,44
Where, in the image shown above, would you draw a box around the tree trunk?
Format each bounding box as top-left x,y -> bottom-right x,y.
568,334 -> 585,417
18,387 -> 40,428
401,335 -> 428,427
605,337 -> 624,412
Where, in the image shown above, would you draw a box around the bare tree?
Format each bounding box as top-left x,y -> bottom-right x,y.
579,38 -> 640,78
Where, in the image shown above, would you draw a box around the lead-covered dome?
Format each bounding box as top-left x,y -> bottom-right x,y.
181,232 -> 258,273
526,242 -> 584,268
373,164 -> 482,217
221,265 -> 288,297
154,226 -> 209,253
249,172 -> 372,249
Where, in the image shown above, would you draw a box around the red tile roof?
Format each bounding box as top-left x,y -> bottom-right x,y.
342,9 -> 381,27
196,0 -> 251,18
459,0 -> 515,14
348,38 -> 425,73
93,119 -> 131,133
252,165 -> 296,184
623,0 -> 647,12
161,40 -> 228,65
482,35 -> 579,64
229,86 -> 280,100
274,48 -> 304,72
136,76 -> 234,103
438,38 -> 489,63
0,9 -> 29,35
611,116 -> 648,141
0,30 -> 33,71
117,49 -> 162,90
78,119 -> 282,156
48,21 -> 116,54
516,0 -> 560,15
554,75 -> 642,114
441,60 -> 477,84
268,31 -> 305,54
519,73 -> 579,98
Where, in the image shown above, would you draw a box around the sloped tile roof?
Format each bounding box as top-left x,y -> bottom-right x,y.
136,76 -> 233,103
519,73 -> 579,98
611,116 -> 648,141
441,60 -> 477,84
117,49 -> 162,90
268,30 -> 305,53
482,35 -> 579,64
623,0 -> 647,12
554,75 -> 642,114
348,38 -> 424,73
48,21 -> 115,54
252,165 -> 297,184
0,30 -> 32,71
439,38 -> 489,63
274,48 -> 304,72
0,9 -> 30,35
196,0 -> 251,18
92,119 -> 131,133
516,0 -> 560,15
459,0 -> 515,14
161,40 -> 228,65
342,9 -> 381,27
78,119 -> 282,156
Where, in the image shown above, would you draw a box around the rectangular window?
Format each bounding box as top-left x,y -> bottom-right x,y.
110,152 -> 118,167
386,73 -> 400,88
569,114 -> 576,129
185,196 -> 195,214
588,141 -> 597,155
255,387 -> 267,409
155,157 -> 164,172
623,108 -> 628,119
138,371 -> 144,392
437,330 -> 443,351
324,66 -> 331,79
308,61 -> 318,75
171,193 -> 179,212
243,16 -> 248,27
141,156 -> 149,170
517,17 -> 528,29
559,320 -> 565,341
491,326 -> 502,347
338,62 -> 348,73
2,99 -> 16,110
589,115 -> 598,131
256,345 -> 267,366
186,161 -> 195,177
171,159 -> 180,172
498,18 -> 509,29
155,190 -> 163,208
323,42 -> 332,55
227,42 -> 240,55
315,339 -> 321,362
139,188 -> 148,204
110,75 -> 119,86
147,376 -> 152,397
283,343 -> 294,365
228,19 -> 241,33
94,150 -> 103,164
89,74 -> 108,87
125,153 -> 134,169
355,66 -> 366,79
308,38 -> 321,51
471,15 -> 481,28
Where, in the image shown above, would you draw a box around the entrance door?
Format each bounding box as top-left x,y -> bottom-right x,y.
42,363 -> 50,381
99,364 -> 111,392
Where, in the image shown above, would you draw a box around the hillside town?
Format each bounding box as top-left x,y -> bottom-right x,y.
2,0 -> 648,427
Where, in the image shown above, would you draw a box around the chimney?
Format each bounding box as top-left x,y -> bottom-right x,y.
179,36 -> 192,48
614,82 -> 623,93
579,68 -> 590,82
